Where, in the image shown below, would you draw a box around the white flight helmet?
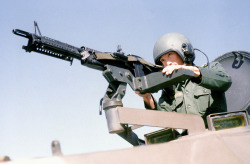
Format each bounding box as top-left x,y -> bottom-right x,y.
153,33 -> 195,65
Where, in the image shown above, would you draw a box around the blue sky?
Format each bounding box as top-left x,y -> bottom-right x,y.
1,0 -> 250,160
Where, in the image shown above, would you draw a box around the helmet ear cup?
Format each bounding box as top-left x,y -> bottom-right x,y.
181,43 -> 195,64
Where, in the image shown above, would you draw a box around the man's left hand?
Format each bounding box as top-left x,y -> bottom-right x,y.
162,65 -> 201,78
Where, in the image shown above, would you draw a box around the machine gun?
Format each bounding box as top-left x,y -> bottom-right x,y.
13,22 -> 195,145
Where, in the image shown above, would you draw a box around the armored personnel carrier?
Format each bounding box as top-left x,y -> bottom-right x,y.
4,24 -> 250,163
1,51 -> 249,164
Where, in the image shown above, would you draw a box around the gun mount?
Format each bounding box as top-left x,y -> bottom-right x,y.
13,22 -> 198,146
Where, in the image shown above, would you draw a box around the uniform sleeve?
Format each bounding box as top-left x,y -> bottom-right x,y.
197,62 -> 232,92
144,90 -> 174,112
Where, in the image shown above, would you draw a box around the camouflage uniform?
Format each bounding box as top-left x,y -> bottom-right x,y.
147,62 -> 232,121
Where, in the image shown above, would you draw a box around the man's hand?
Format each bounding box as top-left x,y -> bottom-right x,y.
135,91 -> 151,99
135,91 -> 155,110
162,65 -> 201,78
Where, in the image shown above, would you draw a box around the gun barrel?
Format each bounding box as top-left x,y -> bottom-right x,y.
13,29 -> 32,39
13,28 -> 85,63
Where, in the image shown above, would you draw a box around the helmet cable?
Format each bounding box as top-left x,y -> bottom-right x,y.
194,48 -> 210,68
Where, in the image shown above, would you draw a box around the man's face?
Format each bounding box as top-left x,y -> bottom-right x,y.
159,51 -> 183,67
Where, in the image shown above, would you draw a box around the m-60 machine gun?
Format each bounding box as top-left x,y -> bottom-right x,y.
13,22 -> 198,145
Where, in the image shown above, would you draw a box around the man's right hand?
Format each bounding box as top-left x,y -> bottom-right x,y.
135,91 -> 151,98
135,91 -> 155,110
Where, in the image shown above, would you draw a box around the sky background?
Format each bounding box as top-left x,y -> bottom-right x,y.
1,0 -> 250,160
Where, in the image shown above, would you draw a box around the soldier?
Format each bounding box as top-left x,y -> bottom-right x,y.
136,33 -> 232,123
